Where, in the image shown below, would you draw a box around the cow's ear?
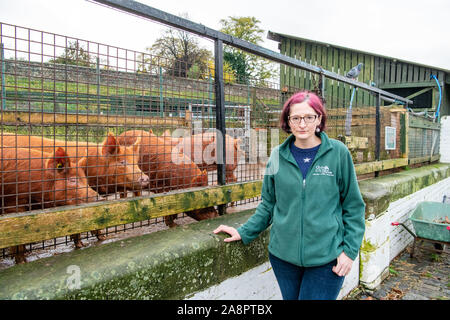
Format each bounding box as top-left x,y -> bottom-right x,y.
102,133 -> 119,156
47,147 -> 70,172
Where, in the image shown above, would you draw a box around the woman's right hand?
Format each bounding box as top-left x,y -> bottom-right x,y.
213,225 -> 242,242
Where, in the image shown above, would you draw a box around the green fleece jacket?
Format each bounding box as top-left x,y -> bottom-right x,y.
237,132 -> 366,267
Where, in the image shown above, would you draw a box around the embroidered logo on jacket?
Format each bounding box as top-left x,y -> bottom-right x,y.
312,165 -> 334,176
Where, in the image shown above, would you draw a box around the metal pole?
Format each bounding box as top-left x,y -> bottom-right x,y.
214,39 -> 226,215
208,73 -> 213,128
96,57 -> 100,114
375,93 -> 381,177
159,66 -> 163,117
1,43 -> 5,110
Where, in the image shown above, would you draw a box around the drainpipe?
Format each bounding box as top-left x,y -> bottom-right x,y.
430,74 -> 442,123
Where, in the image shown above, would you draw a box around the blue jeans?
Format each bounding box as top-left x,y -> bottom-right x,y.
269,252 -> 345,300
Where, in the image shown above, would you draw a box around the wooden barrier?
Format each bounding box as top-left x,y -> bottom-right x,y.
1,111 -> 188,127
354,158 -> 408,175
0,180 -> 262,249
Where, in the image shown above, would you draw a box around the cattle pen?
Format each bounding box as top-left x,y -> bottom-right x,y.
0,0 -> 443,299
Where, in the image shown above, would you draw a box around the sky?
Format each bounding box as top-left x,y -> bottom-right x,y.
0,0 -> 449,71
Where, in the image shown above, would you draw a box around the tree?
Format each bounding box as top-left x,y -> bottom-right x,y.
138,13 -> 212,78
49,40 -> 93,67
205,59 -> 236,84
219,16 -> 277,85
220,16 -> 264,44
223,50 -> 249,83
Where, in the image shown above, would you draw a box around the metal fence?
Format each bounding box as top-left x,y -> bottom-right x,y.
408,113 -> 440,163
0,0 -> 439,264
0,21 -> 266,261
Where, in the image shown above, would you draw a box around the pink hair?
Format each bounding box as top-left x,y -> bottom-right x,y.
279,90 -> 327,135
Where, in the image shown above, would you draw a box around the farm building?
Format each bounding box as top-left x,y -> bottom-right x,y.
267,31 -> 450,117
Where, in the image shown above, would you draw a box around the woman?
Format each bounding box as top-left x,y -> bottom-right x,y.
213,90 -> 365,300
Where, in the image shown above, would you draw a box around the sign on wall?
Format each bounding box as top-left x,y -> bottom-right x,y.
385,126 -> 396,150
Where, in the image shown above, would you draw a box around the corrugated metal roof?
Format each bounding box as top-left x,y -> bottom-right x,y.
267,31 -> 450,74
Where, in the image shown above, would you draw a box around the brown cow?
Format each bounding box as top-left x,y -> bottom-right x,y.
162,129 -> 243,183
0,146 -> 99,263
1,132 -> 150,246
117,130 -> 218,228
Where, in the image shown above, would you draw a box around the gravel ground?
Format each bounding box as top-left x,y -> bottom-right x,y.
345,241 -> 449,300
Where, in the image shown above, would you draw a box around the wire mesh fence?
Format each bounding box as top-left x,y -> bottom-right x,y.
408,114 -> 440,161
0,22 -> 266,261
0,15 -> 438,263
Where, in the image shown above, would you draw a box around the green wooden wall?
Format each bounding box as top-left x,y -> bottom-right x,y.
279,37 -> 376,109
277,35 -> 449,115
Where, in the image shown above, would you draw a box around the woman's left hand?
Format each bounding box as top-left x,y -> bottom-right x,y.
332,252 -> 353,277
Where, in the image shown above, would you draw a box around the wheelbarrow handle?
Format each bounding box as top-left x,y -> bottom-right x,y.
391,221 -> 417,238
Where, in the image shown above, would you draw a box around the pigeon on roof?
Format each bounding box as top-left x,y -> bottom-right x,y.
345,63 -> 363,79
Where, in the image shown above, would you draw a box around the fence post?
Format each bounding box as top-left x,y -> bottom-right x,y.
96,57 -> 100,114
403,102 -> 410,160
208,73 -> 213,128
159,66 -> 163,117
375,93 -> 381,177
214,39 -> 226,215
1,43 -> 5,110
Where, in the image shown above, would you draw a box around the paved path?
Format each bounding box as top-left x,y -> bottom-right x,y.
346,241 -> 449,300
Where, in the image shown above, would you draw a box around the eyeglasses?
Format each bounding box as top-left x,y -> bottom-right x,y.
288,115 -> 318,125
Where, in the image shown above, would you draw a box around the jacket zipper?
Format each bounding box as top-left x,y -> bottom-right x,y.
300,178 -> 306,266
298,145 -> 331,266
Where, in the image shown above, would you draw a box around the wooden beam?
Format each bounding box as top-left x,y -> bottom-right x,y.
379,81 -> 437,89
389,107 -> 407,113
342,136 -> 369,149
0,111 -> 187,127
0,180 -> 262,249
406,87 -> 433,100
408,154 -> 440,165
409,116 -> 440,130
328,118 -> 377,127
400,112 -> 409,158
354,158 -> 408,175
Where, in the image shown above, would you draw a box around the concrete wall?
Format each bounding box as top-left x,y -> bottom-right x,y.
187,256 -> 361,300
0,209 -> 271,300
